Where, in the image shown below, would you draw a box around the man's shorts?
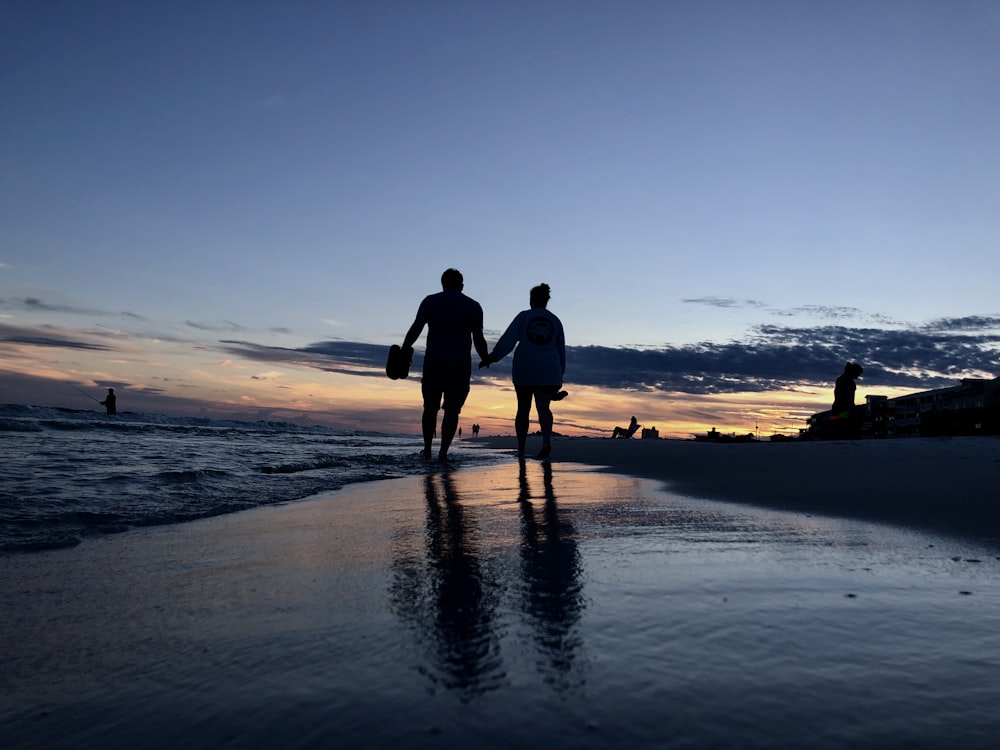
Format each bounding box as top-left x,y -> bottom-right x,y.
421,358 -> 472,413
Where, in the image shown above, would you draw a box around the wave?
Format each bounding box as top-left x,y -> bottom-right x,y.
0,403 -> 393,438
0,418 -> 43,432
0,404 -> 511,555
154,468 -> 234,484
259,456 -> 351,474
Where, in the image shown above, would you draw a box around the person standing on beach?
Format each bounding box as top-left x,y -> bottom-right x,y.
402,268 -> 491,462
481,283 -> 566,460
99,387 -> 117,416
832,362 -> 863,416
831,362 -> 863,438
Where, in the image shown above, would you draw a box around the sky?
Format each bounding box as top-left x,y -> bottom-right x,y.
2,1 -> 999,438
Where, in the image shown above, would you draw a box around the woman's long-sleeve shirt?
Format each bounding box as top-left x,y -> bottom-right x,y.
490,307 -> 565,386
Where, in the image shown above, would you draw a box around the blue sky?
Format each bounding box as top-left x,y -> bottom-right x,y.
2,1 -> 999,436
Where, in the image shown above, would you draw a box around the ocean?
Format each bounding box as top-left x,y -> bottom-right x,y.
0,404 -> 506,554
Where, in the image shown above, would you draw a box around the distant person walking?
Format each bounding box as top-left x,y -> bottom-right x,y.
481,283 -> 566,460
402,268 -> 491,462
100,387 -> 117,416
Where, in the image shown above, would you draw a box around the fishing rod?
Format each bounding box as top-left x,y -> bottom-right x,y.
70,384 -> 102,405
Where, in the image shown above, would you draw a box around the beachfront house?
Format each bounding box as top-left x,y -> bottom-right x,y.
807,376 -> 1000,439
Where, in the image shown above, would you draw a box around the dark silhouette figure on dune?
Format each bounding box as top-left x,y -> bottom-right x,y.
831,362 -> 864,438
832,362 -> 863,416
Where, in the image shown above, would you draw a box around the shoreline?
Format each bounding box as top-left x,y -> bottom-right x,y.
476,434 -> 1000,542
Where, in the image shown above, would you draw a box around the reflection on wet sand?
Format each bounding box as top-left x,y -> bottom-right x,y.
390,463 -> 586,698
517,460 -> 585,690
390,472 -> 505,698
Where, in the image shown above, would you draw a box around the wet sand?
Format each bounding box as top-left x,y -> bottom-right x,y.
480,434 -> 1000,542
2,447 -> 1000,748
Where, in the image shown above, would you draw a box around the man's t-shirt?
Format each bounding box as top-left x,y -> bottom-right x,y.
415,290 -> 484,367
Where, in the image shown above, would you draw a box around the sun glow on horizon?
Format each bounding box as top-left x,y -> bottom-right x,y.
0,329 -> 961,440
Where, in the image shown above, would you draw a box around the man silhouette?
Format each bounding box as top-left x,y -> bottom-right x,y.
402,269 -> 490,461
100,387 -> 117,416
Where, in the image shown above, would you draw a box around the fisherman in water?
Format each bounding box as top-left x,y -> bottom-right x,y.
100,387 -> 117,416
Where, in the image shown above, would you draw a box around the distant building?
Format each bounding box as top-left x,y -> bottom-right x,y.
694,427 -> 755,443
641,426 -> 659,439
807,376 -> 1000,439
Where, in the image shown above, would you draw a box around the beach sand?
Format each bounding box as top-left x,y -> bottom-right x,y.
3,438 -> 999,748
483,434 -> 1000,541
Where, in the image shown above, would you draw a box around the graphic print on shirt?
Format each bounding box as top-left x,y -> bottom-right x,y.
527,315 -> 555,345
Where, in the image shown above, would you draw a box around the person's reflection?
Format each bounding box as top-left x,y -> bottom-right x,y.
390,471 -> 503,698
518,460 -> 585,690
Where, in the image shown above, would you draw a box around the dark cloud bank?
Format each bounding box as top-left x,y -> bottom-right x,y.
221,315 -> 1000,396
3,313 -> 996,400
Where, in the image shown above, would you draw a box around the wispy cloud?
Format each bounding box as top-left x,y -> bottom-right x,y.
683,297 -> 899,326
0,322 -> 115,352
0,296 -> 145,320
2,297 -> 104,316
683,297 -> 767,309
186,320 -> 247,333
771,305 -> 898,325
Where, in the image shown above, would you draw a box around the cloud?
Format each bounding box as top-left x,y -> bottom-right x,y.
683,298 -> 899,326
922,315 -> 1000,332
0,322 -> 115,352
4,313 -> 997,408
213,315 -> 1000,396
771,305 -> 898,325
1,297 -> 104,316
683,297 -> 767,309
0,297 -> 145,320
186,320 -> 248,332
216,339 -> 389,379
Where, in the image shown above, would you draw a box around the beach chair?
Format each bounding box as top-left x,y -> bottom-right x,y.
611,418 -> 641,439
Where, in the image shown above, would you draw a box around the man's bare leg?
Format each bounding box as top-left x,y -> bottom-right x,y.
439,410 -> 459,461
421,407 -> 437,459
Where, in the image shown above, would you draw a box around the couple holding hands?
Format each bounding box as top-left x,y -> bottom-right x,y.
400,268 -> 566,462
